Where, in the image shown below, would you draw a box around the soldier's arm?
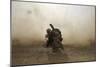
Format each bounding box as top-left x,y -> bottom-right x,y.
45,34 -> 48,38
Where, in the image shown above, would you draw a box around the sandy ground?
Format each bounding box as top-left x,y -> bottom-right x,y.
11,44 -> 96,66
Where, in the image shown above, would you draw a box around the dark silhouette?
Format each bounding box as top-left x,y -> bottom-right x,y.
45,24 -> 64,52
45,28 -> 53,47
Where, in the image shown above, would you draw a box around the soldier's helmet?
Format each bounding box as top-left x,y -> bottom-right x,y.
46,28 -> 51,33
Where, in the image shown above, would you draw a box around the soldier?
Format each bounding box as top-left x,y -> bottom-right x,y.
51,27 -> 64,51
45,24 -> 64,52
45,28 -> 53,47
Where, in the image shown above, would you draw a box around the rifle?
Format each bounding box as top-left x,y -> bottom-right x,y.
50,24 -> 55,30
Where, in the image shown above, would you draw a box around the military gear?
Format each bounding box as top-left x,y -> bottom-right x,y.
45,24 -> 64,52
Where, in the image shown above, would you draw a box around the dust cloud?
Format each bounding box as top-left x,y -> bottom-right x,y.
12,1 -> 95,46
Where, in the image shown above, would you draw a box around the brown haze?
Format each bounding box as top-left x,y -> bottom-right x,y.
12,1 -> 95,46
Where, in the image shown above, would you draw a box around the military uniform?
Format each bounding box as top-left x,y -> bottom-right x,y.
45,24 -> 64,52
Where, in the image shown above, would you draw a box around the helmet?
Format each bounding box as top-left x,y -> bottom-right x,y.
46,28 -> 51,33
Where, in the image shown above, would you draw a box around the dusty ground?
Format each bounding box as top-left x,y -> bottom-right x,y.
11,43 -> 96,66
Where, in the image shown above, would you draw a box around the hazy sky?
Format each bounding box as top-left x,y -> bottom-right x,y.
12,1 -> 95,45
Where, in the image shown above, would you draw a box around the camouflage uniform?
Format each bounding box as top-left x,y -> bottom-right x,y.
46,24 -> 64,52
51,28 -> 64,51
45,28 -> 53,47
